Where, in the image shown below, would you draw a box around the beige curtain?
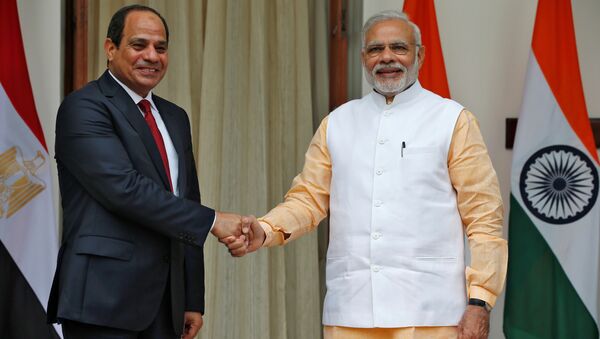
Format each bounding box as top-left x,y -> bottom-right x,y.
87,1 -> 329,338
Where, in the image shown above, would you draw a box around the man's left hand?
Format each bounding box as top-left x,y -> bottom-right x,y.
457,305 -> 489,339
182,311 -> 203,339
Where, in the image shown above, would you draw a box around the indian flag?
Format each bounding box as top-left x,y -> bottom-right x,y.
403,0 -> 450,98
503,0 -> 599,338
0,0 -> 61,337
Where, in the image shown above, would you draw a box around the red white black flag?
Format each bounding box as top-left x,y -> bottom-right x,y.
0,0 -> 61,337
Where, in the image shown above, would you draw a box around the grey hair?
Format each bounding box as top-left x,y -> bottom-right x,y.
362,10 -> 422,48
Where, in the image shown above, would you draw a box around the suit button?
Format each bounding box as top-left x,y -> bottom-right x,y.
163,255 -> 170,263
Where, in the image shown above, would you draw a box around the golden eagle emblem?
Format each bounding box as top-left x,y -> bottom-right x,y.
0,146 -> 46,218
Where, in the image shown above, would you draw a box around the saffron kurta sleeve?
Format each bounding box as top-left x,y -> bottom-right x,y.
448,109 -> 508,307
259,117 -> 332,246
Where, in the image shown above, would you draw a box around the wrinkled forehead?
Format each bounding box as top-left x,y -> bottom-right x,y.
364,19 -> 416,46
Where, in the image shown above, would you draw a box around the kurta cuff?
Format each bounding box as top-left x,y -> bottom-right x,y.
258,221 -> 275,247
468,285 -> 497,307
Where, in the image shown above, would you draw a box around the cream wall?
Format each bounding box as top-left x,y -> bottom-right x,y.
363,1 -> 600,339
16,0 -> 63,235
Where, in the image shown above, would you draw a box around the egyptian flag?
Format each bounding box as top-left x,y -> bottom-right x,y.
504,0 -> 599,337
403,0 -> 450,98
0,0 -> 62,338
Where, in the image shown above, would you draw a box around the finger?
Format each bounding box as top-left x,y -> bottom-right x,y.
227,236 -> 246,249
186,324 -> 200,339
240,216 -> 251,234
230,246 -> 248,257
226,237 -> 247,250
246,227 -> 254,241
219,236 -> 237,245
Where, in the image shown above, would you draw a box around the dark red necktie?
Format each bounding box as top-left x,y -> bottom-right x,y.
138,99 -> 173,192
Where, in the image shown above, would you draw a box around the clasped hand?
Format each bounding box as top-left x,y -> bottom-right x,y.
211,212 -> 264,257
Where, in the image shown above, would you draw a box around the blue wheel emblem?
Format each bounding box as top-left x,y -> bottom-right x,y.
519,145 -> 598,224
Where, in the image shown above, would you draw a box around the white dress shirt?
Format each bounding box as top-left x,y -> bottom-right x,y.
108,71 -> 180,196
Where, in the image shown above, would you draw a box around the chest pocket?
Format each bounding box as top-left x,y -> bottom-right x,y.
398,146 -> 448,196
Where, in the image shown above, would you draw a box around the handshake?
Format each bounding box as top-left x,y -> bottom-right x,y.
210,212 -> 266,257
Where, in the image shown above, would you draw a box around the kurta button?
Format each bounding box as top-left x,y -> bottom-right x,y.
374,200 -> 382,207
372,232 -> 381,240
378,139 -> 386,145
376,169 -> 383,175
372,265 -> 381,272
383,110 -> 390,116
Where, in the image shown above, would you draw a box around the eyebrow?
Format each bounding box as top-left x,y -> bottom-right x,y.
128,37 -> 168,46
365,39 -> 410,47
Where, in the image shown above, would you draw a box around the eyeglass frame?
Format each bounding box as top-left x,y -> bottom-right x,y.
363,41 -> 422,58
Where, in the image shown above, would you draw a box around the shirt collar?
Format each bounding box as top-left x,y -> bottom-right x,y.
108,70 -> 157,112
369,80 -> 423,110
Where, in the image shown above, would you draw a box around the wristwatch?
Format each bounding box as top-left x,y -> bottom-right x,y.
468,298 -> 492,312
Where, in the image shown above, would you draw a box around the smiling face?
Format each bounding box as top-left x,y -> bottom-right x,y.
362,19 -> 424,97
104,10 -> 168,97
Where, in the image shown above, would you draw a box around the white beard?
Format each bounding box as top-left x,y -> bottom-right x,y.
364,58 -> 419,96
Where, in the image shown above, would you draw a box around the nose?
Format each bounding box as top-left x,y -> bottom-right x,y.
143,46 -> 159,62
377,45 -> 396,64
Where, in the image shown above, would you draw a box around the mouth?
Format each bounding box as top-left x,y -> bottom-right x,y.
135,67 -> 161,75
375,67 -> 404,78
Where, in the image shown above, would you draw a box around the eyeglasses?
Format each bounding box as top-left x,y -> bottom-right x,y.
364,42 -> 421,57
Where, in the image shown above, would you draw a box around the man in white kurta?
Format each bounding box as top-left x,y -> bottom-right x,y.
238,10 -> 507,339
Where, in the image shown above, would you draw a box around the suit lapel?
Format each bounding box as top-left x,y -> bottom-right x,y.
97,71 -> 171,190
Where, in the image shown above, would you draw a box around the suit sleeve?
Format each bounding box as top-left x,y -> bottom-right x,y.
181,119 -> 205,313
55,91 -> 215,247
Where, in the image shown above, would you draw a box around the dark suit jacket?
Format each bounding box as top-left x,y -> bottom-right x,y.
47,70 -> 215,335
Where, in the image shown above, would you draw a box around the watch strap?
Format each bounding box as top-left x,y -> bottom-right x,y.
468,298 -> 492,311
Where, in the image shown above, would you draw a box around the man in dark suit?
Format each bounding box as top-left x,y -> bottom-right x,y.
47,5 -> 250,338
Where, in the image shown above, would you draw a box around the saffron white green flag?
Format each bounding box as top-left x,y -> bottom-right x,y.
503,0 -> 599,338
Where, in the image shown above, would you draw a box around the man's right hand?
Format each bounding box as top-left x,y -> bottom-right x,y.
219,216 -> 266,257
211,212 -> 253,256
211,212 -> 250,238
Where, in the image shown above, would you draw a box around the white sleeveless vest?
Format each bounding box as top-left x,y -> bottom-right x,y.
323,81 -> 466,327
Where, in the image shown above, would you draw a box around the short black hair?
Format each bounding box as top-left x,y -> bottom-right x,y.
106,4 -> 169,48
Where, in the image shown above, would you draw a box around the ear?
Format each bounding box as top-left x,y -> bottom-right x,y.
417,45 -> 426,70
104,38 -> 117,64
